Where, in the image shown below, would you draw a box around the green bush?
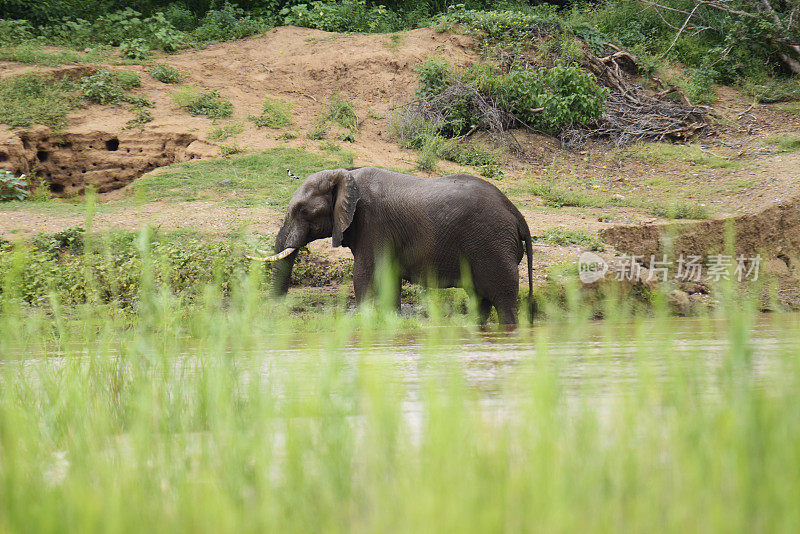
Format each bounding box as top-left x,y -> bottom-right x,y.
119,38 -> 149,60
0,229 -> 252,307
80,70 -> 124,104
283,0 -> 402,33
412,57 -> 607,137
193,2 -> 269,42
415,56 -> 452,98
187,89 -> 234,119
39,9 -> 186,52
248,96 -> 292,128
113,70 -> 141,90
0,170 -> 29,201
150,64 -> 181,84
0,19 -> 34,44
324,92 -> 358,132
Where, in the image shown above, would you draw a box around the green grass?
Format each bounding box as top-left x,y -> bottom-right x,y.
650,201 -> 710,220
0,44 -> 109,66
776,102 -> 800,114
764,134 -> 800,151
619,142 -> 742,169
249,96 -> 293,128
530,183 -> 632,209
149,64 -> 181,84
170,84 -> 201,107
130,147 -> 354,207
1,224 -> 799,531
0,73 -> 78,130
534,228 -> 605,251
324,92 -> 359,132
527,183 -> 710,219
208,121 -> 245,141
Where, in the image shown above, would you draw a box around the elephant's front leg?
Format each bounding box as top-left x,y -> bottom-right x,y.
352,254 -> 375,305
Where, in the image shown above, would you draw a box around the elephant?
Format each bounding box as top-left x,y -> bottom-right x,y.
263,166 -> 534,325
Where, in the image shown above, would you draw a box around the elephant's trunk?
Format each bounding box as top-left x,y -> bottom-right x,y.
271,226 -> 299,297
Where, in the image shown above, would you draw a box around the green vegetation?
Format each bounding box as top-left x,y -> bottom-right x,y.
321,92 -> 359,140
534,228 -> 605,251
764,135 -> 800,151
0,68 -> 149,130
80,69 -> 142,104
209,121 -> 245,141
150,64 -> 181,84
776,102 -> 800,114
189,89 -> 234,119
0,73 -> 77,129
619,142 -> 741,169
404,56 -> 607,140
650,201 -> 710,220
530,181 -> 711,220
130,147 -> 353,207
0,170 -> 28,201
0,222 -> 799,531
307,121 -> 329,140
172,87 -> 234,120
531,182 -> 629,209
249,96 -> 293,128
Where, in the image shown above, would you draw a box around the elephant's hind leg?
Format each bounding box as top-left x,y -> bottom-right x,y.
493,296 -> 518,328
478,297 -> 493,325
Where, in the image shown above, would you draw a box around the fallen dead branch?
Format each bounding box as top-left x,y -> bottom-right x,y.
561,49 -> 713,149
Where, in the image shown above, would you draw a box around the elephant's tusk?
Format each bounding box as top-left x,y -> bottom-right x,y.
245,247 -> 297,262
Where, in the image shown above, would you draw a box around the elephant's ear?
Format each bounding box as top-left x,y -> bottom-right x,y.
330,169 -> 361,247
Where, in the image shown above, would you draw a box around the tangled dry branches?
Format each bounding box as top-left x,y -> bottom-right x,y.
561,48 -> 713,149
391,82 -> 517,146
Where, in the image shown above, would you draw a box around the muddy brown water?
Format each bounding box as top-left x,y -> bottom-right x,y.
7,313 -> 798,405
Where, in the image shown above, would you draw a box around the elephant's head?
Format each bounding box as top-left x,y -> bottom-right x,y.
271,168 -> 361,296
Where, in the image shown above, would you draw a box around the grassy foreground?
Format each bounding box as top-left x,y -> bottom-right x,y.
1,226 -> 799,532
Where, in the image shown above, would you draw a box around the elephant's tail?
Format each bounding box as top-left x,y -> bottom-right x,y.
516,214 -> 536,322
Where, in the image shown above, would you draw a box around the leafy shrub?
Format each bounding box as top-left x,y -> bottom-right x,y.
113,70 -> 141,90
415,56 -> 452,98
80,70 -> 124,104
162,3 -> 197,31
193,2 -> 269,42
34,9 -> 185,52
0,73 -> 77,129
681,67 -> 718,104
248,97 -> 292,128
119,38 -> 149,60
0,170 -> 29,201
324,92 -> 358,132
188,90 -> 234,119
283,0 -> 402,33
410,57 -> 607,138
0,229 -> 254,307
150,64 -> 181,84
0,19 -> 34,44
436,6 -> 560,44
